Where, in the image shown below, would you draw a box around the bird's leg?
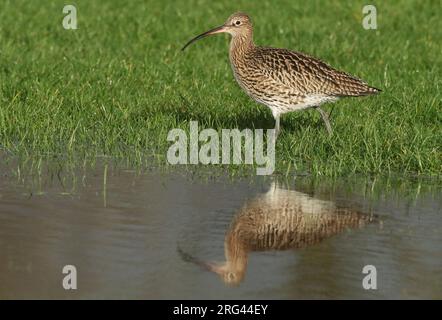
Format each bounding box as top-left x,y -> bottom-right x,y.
274,114 -> 280,139
316,107 -> 333,136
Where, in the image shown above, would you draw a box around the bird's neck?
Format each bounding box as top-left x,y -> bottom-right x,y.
229,32 -> 255,62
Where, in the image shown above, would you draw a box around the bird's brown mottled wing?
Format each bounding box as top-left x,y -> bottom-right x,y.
249,47 -> 380,97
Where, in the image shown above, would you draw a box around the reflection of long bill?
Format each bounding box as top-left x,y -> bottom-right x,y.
181,25 -> 226,51
177,246 -> 220,272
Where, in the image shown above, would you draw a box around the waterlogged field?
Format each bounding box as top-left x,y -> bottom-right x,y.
0,159 -> 441,299
0,0 -> 440,176
0,0 -> 441,301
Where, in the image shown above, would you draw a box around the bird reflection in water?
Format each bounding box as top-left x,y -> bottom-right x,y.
178,182 -> 376,286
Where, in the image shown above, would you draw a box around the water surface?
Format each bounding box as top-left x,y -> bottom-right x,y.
0,159 -> 441,299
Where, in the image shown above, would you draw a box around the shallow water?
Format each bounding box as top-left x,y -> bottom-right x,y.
0,159 -> 441,299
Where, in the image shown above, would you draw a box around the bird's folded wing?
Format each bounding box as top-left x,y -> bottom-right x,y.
249,47 -> 376,97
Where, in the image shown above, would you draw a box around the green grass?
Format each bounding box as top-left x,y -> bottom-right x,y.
0,0 -> 440,177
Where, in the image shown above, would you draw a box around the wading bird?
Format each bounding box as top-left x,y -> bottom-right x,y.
178,182 -> 376,285
182,12 -> 380,138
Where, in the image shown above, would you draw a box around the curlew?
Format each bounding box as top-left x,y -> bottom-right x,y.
182,12 -> 381,138
178,182 -> 376,285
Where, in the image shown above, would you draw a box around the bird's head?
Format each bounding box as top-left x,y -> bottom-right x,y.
182,12 -> 252,51
224,12 -> 252,35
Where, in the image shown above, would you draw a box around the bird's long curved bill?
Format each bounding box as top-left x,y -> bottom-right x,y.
181,25 -> 226,51
177,246 -> 222,274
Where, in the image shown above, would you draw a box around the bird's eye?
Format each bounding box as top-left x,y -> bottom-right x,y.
235,20 -> 241,26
